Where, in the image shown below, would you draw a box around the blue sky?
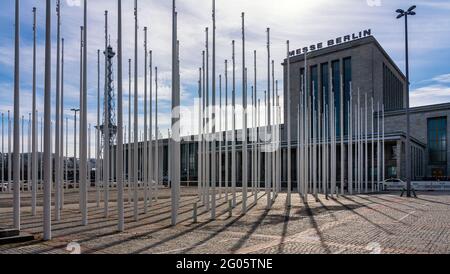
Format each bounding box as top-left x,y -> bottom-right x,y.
0,0 -> 450,156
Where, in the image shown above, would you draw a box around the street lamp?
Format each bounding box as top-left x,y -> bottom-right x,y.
396,5 -> 416,198
71,108 -> 80,187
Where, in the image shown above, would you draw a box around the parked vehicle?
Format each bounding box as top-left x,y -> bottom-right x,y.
382,178 -> 406,191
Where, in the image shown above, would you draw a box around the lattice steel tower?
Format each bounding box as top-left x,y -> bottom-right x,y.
100,44 -> 117,147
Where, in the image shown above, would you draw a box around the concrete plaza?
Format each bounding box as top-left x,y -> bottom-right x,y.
0,187 -> 449,254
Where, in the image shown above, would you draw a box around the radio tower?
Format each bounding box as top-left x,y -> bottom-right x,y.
101,43 -> 117,146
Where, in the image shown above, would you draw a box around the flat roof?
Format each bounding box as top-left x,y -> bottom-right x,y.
385,102 -> 450,117
283,36 -> 406,80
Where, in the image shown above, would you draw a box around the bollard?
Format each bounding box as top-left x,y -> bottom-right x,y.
228,200 -> 233,218
193,202 -> 198,223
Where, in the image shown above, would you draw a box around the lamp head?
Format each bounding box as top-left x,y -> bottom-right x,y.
408,5 -> 416,12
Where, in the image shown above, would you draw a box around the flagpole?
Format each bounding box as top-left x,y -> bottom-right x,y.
13,0 -> 21,231
43,0 -> 52,239
31,7 -> 37,216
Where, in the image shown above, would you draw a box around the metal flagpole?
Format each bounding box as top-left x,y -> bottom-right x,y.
134,0 -> 139,221
382,105 -> 385,183
271,60 -> 276,198
329,66 -> 335,197
286,40 -> 291,206
66,116 -> 68,192
205,27 -> 210,212
13,0 -> 21,230
1,114 -> 3,195
55,0 -> 62,221
225,60 -> 229,201
71,108 -> 79,194
43,0 -> 52,239
211,0 -> 217,220
219,74 -> 222,200
116,0 -> 125,231
103,10 -> 110,218
171,0 -> 180,226
253,52 -> 257,202
349,89 -> 353,195
231,40 -> 236,208
377,102 -> 381,191
241,12 -> 248,213
31,7 -> 37,215
61,37 -> 65,209
201,51 -> 206,206
128,58 -> 132,204
198,67 -> 202,200
340,74 -> 345,195
155,66 -> 159,202
266,29 -> 271,208
22,116 -> 24,186
28,115 -> 31,192
39,114 -> 42,191
371,97 -> 375,192
8,111 -> 12,194
143,26 -> 149,213
257,99 -> 261,197
96,50 -> 100,207
365,94 -> 368,193
149,50 -> 153,207
117,0 -> 124,231
277,88 -> 281,195
357,89 -> 360,193
80,0 -> 88,225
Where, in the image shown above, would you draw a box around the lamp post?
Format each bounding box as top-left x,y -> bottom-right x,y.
396,5 -> 416,198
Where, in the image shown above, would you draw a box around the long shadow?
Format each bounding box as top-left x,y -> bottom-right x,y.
333,198 -> 393,235
316,196 -> 339,222
79,193 -> 245,254
21,195 -> 200,233
355,195 -> 416,215
364,195 -> 428,210
416,197 -> 450,206
129,193 -> 260,254
27,196 -> 204,251
28,196 -> 207,254
168,195 -> 264,254
341,195 -> 406,224
277,195 -> 291,254
302,198 -> 332,254
10,193 -> 196,228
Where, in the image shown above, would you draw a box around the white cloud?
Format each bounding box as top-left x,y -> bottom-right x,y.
411,84 -> 450,107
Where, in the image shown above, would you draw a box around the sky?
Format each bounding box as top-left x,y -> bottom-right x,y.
0,0 -> 450,156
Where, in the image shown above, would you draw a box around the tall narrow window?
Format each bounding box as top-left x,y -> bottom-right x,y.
343,57 -> 352,135
332,60 -> 341,136
428,117 -> 447,166
321,63 -> 329,112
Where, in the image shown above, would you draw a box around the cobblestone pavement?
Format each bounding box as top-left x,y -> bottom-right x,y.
1,187 -> 450,254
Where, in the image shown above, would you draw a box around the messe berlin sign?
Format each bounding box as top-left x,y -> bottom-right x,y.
290,29 -> 372,57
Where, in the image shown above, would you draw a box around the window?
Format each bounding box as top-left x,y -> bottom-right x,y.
383,63 -> 404,111
321,62 -> 329,111
310,65 -> 318,137
332,60 -> 341,136
310,65 -> 318,111
343,57 -> 352,135
428,117 -> 447,165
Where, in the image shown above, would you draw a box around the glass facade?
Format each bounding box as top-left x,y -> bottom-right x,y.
428,117 -> 447,165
